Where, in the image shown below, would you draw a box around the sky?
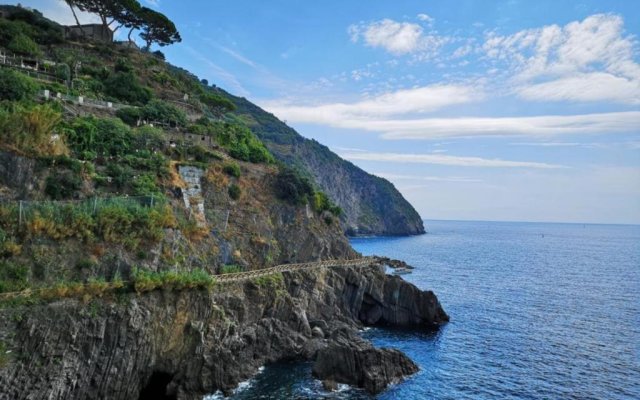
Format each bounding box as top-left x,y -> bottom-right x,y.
14,0 -> 640,224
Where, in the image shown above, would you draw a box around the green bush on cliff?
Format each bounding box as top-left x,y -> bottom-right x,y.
0,260 -> 29,293
0,103 -> 67,157
44,171 -> 83,200
7,33 -> 41,56
273,166 -> 314,205
103,72 -> 152,105
0,69 -> 39,102
223,162 -> 241,178
228,183 -> 241,200
132,268 -> 215,293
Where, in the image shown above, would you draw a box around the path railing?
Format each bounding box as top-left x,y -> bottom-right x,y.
0,257 -> 379,300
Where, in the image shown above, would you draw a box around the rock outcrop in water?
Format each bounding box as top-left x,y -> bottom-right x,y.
0,262 -> 448,399
312,328 -> 419,394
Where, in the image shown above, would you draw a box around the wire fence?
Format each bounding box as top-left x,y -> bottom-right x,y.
0,196 -> 166,228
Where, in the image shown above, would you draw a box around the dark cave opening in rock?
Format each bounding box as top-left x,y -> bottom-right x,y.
359,293 -> 383,325
138,371 -> 176,400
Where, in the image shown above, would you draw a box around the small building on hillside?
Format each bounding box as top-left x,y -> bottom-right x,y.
64,24 -> 113,43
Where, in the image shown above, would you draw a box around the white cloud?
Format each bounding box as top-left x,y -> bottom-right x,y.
144,0 -> 160,7
483,13 -> 640,104
516,72 -> 640,103
265,86 -> 640,140
263,83 -> 481,120
349,18 -> 449,56
376,112 -> 640,139
349,19 -> 423,54
339,152 -> 566,169
417,13 -> 434,24
374,173 -> 482,183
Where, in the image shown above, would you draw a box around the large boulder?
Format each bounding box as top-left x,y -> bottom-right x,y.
312,330 -> 418,394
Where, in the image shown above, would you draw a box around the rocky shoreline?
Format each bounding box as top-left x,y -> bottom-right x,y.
0,262 -> 447,399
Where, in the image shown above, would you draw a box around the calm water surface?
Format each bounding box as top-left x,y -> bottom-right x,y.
214,220 -> 640,399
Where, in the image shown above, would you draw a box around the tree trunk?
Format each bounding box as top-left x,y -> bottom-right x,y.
66,3 -> 86,35
128,27 -> 135,42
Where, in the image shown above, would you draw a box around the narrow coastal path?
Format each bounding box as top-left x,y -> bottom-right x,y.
0,257 -> 379,301
215,256 -> 377,283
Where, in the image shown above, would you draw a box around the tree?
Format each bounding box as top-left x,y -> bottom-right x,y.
138,7 -> 181,50
199,92 -> 236,117
64,0 -> 142,33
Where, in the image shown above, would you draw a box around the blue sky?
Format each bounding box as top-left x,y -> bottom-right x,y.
17,0 -> 640,224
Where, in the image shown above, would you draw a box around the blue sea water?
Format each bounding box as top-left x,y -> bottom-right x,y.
218,220 -> 640,399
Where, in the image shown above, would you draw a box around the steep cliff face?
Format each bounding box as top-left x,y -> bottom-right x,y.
0,263 -> 448,399
225,94 -> 425,236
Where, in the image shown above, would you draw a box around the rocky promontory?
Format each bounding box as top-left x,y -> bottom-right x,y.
0,262 -> 447,399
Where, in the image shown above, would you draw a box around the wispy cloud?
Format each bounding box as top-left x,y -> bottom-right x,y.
183,46 -> 249,96
217,45 -> 258,69
339,151 -> 566,169
374,173 -> 483,183
265,93 -> 640,140
263,83 -> 482,120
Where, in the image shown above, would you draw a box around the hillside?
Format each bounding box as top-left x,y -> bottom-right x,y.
225,93 -> 426,236
0,5 -> 446,399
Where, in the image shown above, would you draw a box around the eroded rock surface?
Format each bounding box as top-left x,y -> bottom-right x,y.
0,263 -> 447,399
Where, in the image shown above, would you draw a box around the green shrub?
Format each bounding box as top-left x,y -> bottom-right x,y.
132,174 -> 161,196
199,92 -> 236,116
213,122 -> 274,163
76,258 -> 97,270
45,172 -> 83,200
0,69 -> 39,101
228,183 -> 241,200
140,99 -> 187,127
312,191 -> 343,216
133,125 -> 166,150
0,103 -> 66,156
220,264 -> 243,274
273,167 -> 314,205
223,162 -> 241,178
103,72 -> 152,105
55,64 -> 71,81
0,260 -> 29,293
115,107 -> 141,126
65,116 -> 133,157
105,163 -> 133,190
7,33 -> 41,56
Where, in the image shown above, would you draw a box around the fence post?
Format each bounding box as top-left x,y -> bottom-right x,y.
150,194 -> 155,208
93,197 -> 97,215
18,200 -> 23,227
224,210 -> 230,232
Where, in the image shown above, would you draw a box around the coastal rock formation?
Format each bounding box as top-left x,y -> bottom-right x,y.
312,329 -> 419,394
0,263 -> 448,399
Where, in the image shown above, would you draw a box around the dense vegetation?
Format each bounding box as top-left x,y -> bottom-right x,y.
0,5 -> 345,301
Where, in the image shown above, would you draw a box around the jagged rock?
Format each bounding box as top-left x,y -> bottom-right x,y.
312,329 -> 418,394
0,263 -> 447,399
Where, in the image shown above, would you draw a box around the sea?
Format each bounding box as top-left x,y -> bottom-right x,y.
209,220 -> 640,399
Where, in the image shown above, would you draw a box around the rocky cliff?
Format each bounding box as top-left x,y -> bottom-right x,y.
225,94 -> 425,236
0,262 -> 448,399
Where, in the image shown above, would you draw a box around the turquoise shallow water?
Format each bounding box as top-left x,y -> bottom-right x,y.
215,220 -> 640,399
